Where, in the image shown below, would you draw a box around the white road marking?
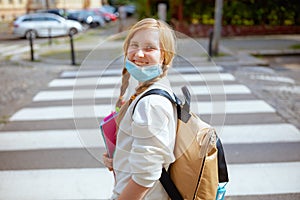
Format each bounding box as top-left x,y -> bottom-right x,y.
0,162 -> 299,198
263,85 -> 300,94
217,123 -> 300,144
33,85 -> 249,101
250,74 -> 295,84
0,168 -> 114,200
226,162 -> 300,196
0,124 -> 299,151
48,73 -> 235,87
60,66 -> 223,78
10,100 -> 275,121
0,129 -> 105,151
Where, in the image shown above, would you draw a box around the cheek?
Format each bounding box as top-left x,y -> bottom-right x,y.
126,50 -> 134,59
153,51 -> 163,64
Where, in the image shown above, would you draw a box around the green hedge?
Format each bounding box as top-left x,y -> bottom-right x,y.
130,0 -> 300,26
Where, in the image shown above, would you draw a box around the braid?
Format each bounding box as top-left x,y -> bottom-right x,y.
116,67 -> 130,108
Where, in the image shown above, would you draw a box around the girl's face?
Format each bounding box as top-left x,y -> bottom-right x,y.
127,29 -> 163,67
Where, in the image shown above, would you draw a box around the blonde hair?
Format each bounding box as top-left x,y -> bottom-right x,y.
116,18 -> 176,108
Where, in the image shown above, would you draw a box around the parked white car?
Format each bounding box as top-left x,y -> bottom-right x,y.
13,13 -> 84,39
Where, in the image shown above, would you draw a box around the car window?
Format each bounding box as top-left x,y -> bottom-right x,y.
32,17 -> 47,21
23,18 -> 32,22
45,17 -> 60,22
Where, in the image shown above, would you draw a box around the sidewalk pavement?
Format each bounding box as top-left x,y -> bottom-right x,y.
4,32 -> 300,67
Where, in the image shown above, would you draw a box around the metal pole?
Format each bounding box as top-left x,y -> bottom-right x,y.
158,3 -> 167,22
212,0 -> 223,55
118,5 -> 126,33
48,28 -> 52,46
208,29 -> 214,60
69,32 -> 76,65
29,31 -> 34,61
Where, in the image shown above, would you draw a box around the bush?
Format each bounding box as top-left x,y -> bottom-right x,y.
135,0 -> 300,26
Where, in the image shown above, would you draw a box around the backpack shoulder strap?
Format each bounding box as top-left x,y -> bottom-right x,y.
132,88 -> 181,116
132,86 -> 192,123
217,137 -> 229,183
131,88 -> 184,200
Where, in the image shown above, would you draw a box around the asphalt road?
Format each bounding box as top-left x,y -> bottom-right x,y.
0,26 -> 300,199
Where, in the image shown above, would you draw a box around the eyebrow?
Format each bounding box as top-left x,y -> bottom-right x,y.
129,41 -> 159,47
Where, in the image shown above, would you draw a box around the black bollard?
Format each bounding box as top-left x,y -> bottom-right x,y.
208,30 -> 214,60
69,32 -> 76,65
29,31 -> 34,61
48,28 -> 52,46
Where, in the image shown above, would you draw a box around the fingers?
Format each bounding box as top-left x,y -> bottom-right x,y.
102,152 -> 113,171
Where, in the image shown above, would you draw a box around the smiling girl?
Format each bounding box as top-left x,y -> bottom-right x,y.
103,18 -> 177,200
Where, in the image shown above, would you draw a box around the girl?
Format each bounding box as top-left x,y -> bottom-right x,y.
103,18 -> 177,200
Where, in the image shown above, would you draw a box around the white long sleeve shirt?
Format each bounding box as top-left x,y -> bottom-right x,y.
111,78 -> 177,200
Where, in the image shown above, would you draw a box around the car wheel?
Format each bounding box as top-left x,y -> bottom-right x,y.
25,30 -> 37,39
89,22 -> 98,28
69,28 -> 78,36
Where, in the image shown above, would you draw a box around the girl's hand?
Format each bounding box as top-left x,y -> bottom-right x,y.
102,152 -> 113,171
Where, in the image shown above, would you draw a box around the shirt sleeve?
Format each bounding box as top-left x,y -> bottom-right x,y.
129,95 -> 176,187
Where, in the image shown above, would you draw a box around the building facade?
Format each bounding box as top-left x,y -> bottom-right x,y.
0,0 -> 102,22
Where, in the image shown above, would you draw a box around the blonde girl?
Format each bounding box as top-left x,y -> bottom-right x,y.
103,18 -> 177,200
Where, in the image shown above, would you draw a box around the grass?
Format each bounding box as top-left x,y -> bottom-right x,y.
212,52 -> 229,57
290,44 -> 300,49
40,48 -> 123,65
0,115 -> 10,124
40,49 -> 86,64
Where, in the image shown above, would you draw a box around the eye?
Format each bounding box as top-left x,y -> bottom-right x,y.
129,43 -> 138,48
144,45 -> 156,51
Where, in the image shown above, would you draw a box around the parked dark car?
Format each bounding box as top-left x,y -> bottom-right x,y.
102,5 -> 118,13
67,10 -> 82,21
36,9 -> 68,18
124,4 -> 136,16
101,5 -> 119,17
94,7 -> 118,22
77,10 -> 105,28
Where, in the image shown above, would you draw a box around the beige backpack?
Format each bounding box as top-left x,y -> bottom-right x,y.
133,86 -> 229,200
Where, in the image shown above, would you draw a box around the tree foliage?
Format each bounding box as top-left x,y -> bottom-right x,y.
134,0 -> 300,25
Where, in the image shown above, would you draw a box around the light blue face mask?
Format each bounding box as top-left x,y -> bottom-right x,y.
125,58 -> 163,82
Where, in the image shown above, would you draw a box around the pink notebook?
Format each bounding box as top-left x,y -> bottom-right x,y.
100,112 -> 118,158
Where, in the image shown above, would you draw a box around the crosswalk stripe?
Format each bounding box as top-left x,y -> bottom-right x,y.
1,162 -> 299,198
217,123 -> 300,144
60,66 -> 223,78
0,129 -> 105,151
49,73 -> 235,87
226,162 -> 300,196
0,168 -> 114,199
10,100 -> 275,121
0,123 -> 299,151
33,85 -> 250,101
